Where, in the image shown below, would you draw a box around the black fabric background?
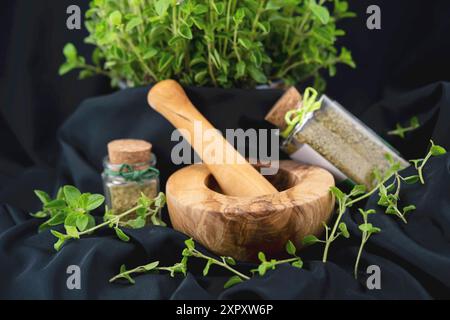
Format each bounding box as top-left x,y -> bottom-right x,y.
1,1 -> 450,300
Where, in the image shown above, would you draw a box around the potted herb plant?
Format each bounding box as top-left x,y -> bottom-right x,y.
60,0 -> 355,90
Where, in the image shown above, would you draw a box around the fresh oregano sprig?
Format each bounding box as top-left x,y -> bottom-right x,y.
31,185 -> 105,233
251,241 -> 303,276
49,192 -> 166,251
388,116 -> 420,139
302,185 -> 362,262
110,238 -> 303,289
302,141 -> 447,270
354,209 -> 380,279
410,140 -> 447,184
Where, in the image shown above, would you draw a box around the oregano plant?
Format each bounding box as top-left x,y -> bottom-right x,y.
60,0 -> 355,90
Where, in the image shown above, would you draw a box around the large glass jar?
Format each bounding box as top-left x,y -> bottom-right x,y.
266,88 -> 409,189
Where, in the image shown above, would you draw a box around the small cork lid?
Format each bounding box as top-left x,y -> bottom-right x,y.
265,87 -> 303,131
108,139 -> 152,164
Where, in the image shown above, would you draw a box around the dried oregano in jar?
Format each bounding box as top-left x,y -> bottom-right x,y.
102,139 -> 159,221
266,88 -> 409,189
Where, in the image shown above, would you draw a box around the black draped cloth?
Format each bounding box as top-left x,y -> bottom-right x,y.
1,0 -> 450,300
0,83 -> 449,299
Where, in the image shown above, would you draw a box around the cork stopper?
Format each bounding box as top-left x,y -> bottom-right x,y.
107,139 -> 152,165
265,87 -> 303,130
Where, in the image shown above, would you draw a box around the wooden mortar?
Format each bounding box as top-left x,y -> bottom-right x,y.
147,80 -> 335,261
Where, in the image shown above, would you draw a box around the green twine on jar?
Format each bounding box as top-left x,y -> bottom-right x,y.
106,164 -> 160,182
281,87 -> 323,139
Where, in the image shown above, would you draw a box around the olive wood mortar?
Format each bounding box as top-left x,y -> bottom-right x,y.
147,80 -> 335,261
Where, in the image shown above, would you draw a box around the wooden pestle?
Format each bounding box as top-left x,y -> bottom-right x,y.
147,80 -> 277,197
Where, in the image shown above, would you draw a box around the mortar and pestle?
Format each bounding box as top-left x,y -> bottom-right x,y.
147,80 -> 335,261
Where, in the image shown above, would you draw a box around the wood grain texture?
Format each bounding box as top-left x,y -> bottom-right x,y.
147,80 -> 277,197
166,160 -> 335,262
265,86 -> 303,130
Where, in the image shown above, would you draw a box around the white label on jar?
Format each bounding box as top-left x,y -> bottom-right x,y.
289,144 -> 348,182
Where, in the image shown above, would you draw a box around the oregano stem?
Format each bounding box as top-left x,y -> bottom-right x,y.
191,249 -> 250,280
417,152 -> 433,184
78,204 -> 142,236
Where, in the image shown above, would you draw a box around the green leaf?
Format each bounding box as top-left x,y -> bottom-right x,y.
34,190 -> 51,204
291,259 -> 303,269
158,53 -> 174,72
57,187 -> 65,200
203,259 -> 213,276
193,4 -> 208,14
51,230 -> 69,251
126,216 -> 146,229
78,70 -> 94,80
44,199 -> 66,210
76,215 -> 89,232
224,256 -> 236,266
77,193 -> 90,210
86,214 -> 96,230
329,187 -> 345,202
258,263 -> 267,276
247,65 -> 267,84
302,235 -> 320,246
185,238 -> 195,251
403,175 -> 420,184
46,212 -> 67,226
65,225 -> 80,239
86,194 -> 105,211
402,205 -> 416,214
58,62 -> 77,76
370,227 -> 381,234
359,223 -> 373,233
63,43 -> 78,62
233,8 -> 245,24
114,227 -> 130,242
238,38 -> 252,49
235,60 -> 246,78
179,23 -> 193,40
119,265 -> 135,284
63,186 -> 81,208
410,116 -> 420,128
154,0 -> 171,17
142,261 -> 159,271
309,1 -> 330,24
126,17 -> 143,32
285,240 -> 296,256
30,211 -> 48,219
54,238 -> 67,251
338,222 -> 350,238
194,70 -> 208,83
143,48 -> 158,60
430,144 -> 447,156
109,11 -> 122,26
92,48 -> 102,66
64,212 -> 79,227
224,275 -> 243,289
350,185 -> 366,197
258,251 -> 266,262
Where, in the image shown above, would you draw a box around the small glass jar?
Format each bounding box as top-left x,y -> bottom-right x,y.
102,154 -> 160,217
